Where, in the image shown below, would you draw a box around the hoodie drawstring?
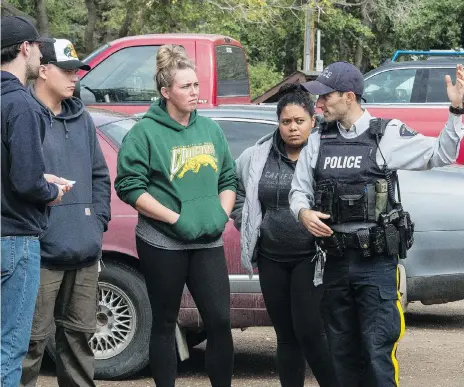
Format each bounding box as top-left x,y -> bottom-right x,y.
276,152 -> 281,210
48,111 -> 53,129
63,121 -> 69,139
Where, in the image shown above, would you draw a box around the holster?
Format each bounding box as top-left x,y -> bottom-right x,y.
397,211 -> 415,259
383,224 -> 400,256
317,233 -> 344,257
379,207 -> 415,259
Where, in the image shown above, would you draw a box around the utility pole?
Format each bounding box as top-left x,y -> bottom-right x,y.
303,5 -> 316,73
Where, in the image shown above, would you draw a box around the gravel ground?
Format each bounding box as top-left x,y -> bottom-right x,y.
37,300 -> 464,387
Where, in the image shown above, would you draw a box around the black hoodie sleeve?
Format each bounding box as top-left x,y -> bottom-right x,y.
87,114 -> 111,231
8,110 -> 59,203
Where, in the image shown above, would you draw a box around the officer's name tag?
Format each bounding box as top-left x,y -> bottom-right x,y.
321,134 -> 338,139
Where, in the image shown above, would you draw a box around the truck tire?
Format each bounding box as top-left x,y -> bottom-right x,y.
46,260 -> 152,380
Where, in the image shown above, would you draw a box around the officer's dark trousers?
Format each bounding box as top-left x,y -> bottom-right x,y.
321,248 -> 405,387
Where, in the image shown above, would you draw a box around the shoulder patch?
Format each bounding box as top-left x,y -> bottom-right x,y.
399,124 -> 418,137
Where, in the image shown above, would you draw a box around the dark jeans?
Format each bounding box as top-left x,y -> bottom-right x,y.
321,249 -> 405,387
136,237 -> 234,387
257,256 -> 336,387
20,263 -> 99,387
1,236 -> 41,387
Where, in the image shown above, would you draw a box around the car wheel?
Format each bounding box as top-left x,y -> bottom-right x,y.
46,260 -> 152,380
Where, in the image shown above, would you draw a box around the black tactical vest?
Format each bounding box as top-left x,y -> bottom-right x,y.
313,119 -> 396,226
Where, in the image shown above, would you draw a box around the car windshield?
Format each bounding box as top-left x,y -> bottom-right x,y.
80,46 -> 160,104
363,69 -> 417,103
99,118 -> 138,146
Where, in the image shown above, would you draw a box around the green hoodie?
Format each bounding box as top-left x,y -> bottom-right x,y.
115,100 -> 237,242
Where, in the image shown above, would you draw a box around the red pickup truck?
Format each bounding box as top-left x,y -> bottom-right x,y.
361,51 -> 464,164
77,34 -> 251,113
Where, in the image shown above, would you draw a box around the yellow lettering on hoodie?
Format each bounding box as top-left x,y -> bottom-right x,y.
170,143 -> 217,181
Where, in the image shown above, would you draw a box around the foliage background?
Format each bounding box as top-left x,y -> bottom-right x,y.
3,0 -> 464,98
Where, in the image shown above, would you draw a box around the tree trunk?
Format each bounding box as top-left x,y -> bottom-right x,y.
355,1 -> 373,69
85,0 -> 97,55
118,1 -> 136,38
35,0 -> 49,36
354,42 -> 363,69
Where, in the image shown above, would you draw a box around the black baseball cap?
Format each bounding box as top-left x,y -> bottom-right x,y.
302,61 -> 365,96
40,39 -> 91,71
1,16 -> 55,48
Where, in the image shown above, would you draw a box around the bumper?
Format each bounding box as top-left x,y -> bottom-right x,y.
408,273 -> 464,305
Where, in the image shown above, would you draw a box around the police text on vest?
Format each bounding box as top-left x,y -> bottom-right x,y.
323,156 -> 362,169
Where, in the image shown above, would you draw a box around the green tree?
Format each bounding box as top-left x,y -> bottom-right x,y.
8,0 -> 463,89
248,62 -> 283,98
395,0 -> 464,51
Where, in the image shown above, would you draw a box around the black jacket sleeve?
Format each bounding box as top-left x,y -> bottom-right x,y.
8,110 -> 58,203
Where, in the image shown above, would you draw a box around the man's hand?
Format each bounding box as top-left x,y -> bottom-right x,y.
44,174 -> 73,193
44,173 -> 67,184
446,64 -> 464,108
299,209 -> 333,237
48,184 -> 65,205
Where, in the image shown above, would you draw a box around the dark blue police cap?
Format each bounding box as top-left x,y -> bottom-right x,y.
302,61 -> 364,96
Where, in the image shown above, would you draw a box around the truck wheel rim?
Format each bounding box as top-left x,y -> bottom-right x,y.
89,282 -> 137,360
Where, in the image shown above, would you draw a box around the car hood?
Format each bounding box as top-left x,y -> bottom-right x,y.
399,166 -> 464,232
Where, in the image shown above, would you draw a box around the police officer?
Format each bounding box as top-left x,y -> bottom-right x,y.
289,61 -> 464,387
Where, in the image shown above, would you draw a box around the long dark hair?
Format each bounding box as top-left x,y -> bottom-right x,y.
276,83 -> 315,119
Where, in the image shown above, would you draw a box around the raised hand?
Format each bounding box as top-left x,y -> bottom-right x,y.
446,64 -> 464,108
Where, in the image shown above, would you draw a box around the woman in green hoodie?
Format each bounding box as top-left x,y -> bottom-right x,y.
115,45 -> 236,387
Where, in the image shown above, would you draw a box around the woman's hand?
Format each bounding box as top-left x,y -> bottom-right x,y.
219,190 -> 236,217
135,193 -> 180,224
167,212 -> 180,225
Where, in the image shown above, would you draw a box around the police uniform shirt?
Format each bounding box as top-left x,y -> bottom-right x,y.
289,110 -> 464,220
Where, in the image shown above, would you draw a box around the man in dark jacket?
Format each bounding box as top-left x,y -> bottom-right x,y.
1,16 -> 70,387
20,39 -> 111,387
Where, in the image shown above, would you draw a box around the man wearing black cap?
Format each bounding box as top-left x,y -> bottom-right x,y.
289,61 -> 464,386
1,16 -> 72,387
19,39 -> 110,387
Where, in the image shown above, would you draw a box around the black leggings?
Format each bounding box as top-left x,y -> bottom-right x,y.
258,256 -> 336,387
137,237 -> 234,387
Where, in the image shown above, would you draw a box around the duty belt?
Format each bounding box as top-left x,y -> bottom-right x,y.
317,226 -> 392,259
